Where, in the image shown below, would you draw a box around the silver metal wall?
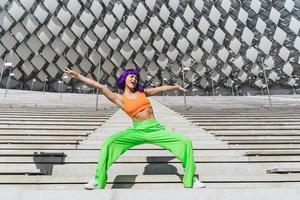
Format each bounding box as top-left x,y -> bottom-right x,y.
0,0 -> 299,95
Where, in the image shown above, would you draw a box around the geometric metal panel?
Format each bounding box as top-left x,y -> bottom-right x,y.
224,16 -> 237,36
22,14 -> 39,34
0,11 -> 14,31
26,35 -> 43,53
0,0 -> 299,94
93,22 -> 108,40
61,28 -> 76,47
1,32 -> 17,50
153,35 -> 165,52
167,45 -> 179,61
273,27 -> 286,45
16,43 -> 32,60
11,23 -> 28,42
198,16 -> 210,35
43,0 -> 58,14
21,60 -> 34,76
135,3 -> 147,22
120,43 -> 134,60
103,12 -> 116,30
238,7 -> 248,25
269,7 -> 281,25
278,46 -> 290,62
31,54 -> 46,70
57,6 -> 72,26
209,5 -> 221,26
186,27 -> 199,45
159,4 -> 170,23
33,4 -> 49,24
289,17 -> 300,34
126,13 -> 139,32
36,25 -> 53,45
241,27 -> 254,46
214,28 -> 226,45
149,15 -> 161,33
7,1 -> 25,21
47,16 -> 63,36
183,5 -> 194,25
41,46 -> 56,63
116,23 -> 130,42
112,3 -> 125,21
139,25 -> 152,43
80,9 -> 94,29
229,37 -> 241,55
259,36 -> 272,54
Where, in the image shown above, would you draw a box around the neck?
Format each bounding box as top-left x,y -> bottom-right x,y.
124,87 -> 135,95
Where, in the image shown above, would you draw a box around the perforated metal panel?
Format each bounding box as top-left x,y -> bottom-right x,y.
0,0 -> 299,93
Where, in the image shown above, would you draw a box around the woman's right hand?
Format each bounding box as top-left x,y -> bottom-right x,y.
64,67 -> 79,79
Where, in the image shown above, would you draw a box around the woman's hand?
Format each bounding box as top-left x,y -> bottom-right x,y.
176,86 -> 188,94
64,67 -> 79,79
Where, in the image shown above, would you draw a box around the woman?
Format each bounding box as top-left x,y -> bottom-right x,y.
64,67 -> 205,189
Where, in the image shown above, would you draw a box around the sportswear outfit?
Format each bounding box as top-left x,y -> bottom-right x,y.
94,92 -> 197,188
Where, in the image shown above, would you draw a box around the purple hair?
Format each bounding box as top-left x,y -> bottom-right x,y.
116,69 -> 144,92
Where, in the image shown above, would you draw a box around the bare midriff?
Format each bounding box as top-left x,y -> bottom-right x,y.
131,107 -> 155,122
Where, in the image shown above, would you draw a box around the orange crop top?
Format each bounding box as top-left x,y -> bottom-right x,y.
123,92 -> 152,117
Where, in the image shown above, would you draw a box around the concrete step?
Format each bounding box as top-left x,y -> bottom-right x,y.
195,122 -> 300,126
227,141 -> 300,144
0,126 -> 97,130
0,122 -> 105,126
185,116 -> 300,119
218,136 -> 300,140
0,112 -> 113,116
204,126 -> 300,130
228,144 -> 300,148
267,168 -> 300,174
2,144 -> 300,150
2,154 -> 300,163
0,130 -> 91,136
1,174 -> 300,184
1,187 -> 299,200
50,163 -> 300,176
186,118 -> 300,121
0,149 -> 248,156
0,136 -> 86,140
0,155 -> 249,163
0,141 -> 80,145
243,150 -> 300,156
182,113 -> 300,117
0,117 -> 109,121
77,143 -> 228,149
80,140 -> 225,146
211,130 -> 300,135
87,135 -> 217,140
0,116 -> 110,121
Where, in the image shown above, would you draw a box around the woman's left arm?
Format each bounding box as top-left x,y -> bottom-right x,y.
144,85 -> 187,96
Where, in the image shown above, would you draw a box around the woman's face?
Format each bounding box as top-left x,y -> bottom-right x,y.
125,74 -> 138,90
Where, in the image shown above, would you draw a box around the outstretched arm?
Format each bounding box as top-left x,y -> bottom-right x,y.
64,68 -> 123,108
144,85 -> 187,96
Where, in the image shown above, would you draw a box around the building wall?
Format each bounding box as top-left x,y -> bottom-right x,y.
0,0 -> 299,94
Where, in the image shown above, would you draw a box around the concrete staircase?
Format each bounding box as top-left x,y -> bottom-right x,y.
0,90 -> 299,199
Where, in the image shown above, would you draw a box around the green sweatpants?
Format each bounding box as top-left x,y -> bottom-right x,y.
94,118 -> 196,188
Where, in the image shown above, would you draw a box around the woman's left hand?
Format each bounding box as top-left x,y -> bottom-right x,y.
176,86 -> 188,94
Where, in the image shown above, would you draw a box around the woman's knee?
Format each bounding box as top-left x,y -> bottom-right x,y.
101,136 -> 116,149
182,137 -> 193,148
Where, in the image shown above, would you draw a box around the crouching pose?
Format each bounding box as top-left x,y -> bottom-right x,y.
64,67 -> 205,189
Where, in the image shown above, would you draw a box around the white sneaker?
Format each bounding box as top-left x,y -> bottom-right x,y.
84,179 -> 97,190
192,178 -> 206,188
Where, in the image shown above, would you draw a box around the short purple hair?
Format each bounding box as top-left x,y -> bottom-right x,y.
116,69 -> 144,92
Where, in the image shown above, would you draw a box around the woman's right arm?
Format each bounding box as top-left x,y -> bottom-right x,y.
64,68 -> 124,108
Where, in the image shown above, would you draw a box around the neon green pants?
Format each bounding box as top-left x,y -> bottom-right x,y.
94,118 -> 196,188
